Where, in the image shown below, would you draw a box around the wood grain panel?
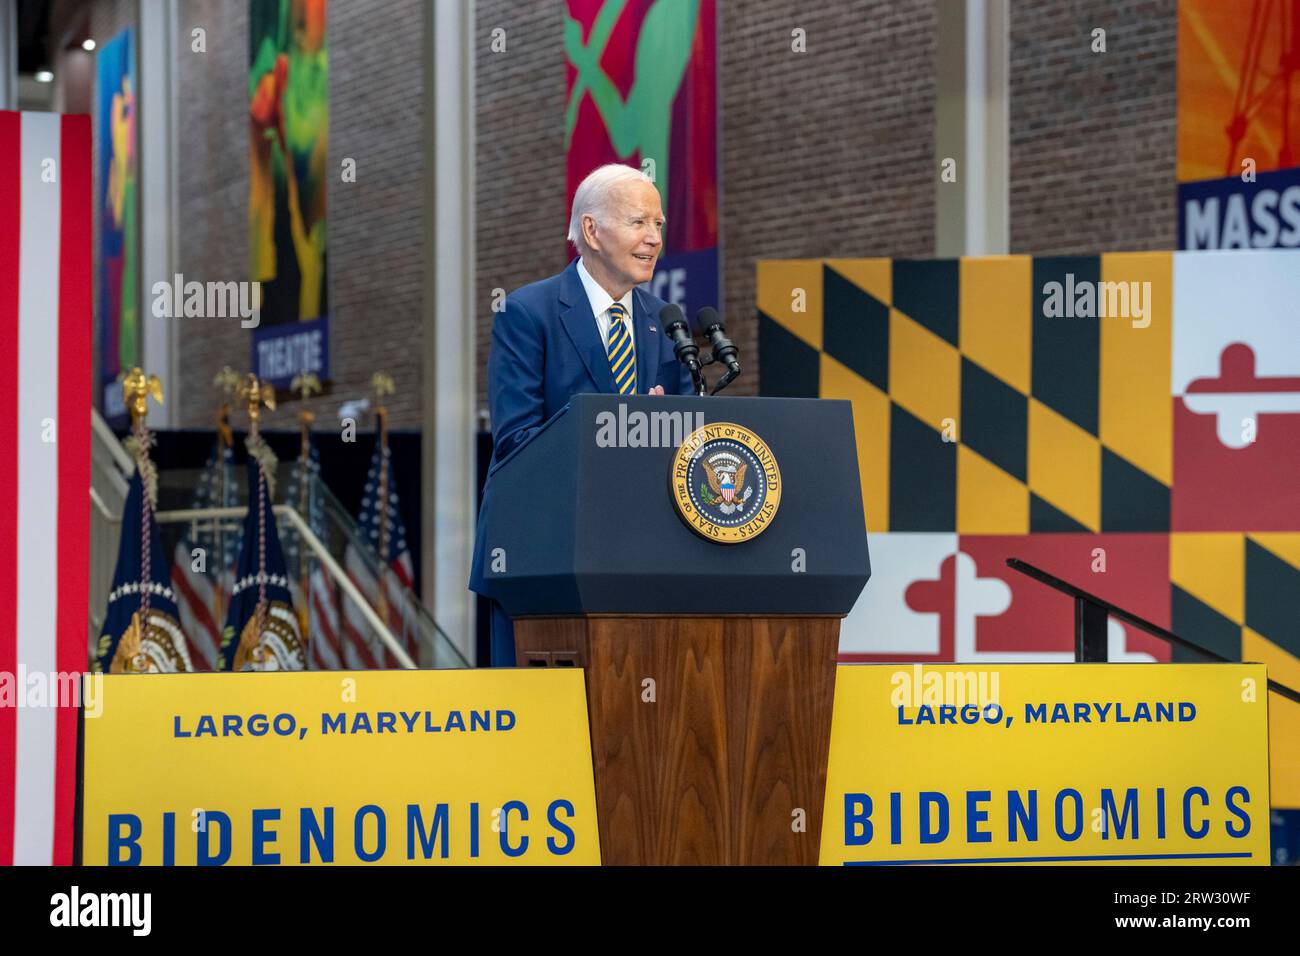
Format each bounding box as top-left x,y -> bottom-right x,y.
724,617 -> 839,864
513,616 -> 838,865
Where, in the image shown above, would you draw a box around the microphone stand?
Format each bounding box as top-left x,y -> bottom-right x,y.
659,306 -> 728,396
699,328 -> 741,395
690,364 -> 708,397
709,363 -> 741,395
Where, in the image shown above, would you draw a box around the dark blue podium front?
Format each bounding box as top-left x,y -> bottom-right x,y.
468,393 -> 872,865
470,393 -> 871,616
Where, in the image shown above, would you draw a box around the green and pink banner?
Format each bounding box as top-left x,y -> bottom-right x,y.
565,0 -> 719,321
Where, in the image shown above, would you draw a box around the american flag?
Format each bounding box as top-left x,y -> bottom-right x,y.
169,440 -> 239,670
282,437 -> 347,669
220,457 -> 305,671
98,466 -> 194,675
341,442 -> 420,668
0,111 -> 91,865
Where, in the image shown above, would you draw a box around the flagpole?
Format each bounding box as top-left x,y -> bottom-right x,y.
212,367 -> 240,634
117,367 -> 164,669
213,403 -> 229,632
372,373 -> 395,630
239,373 -> 277,645
291,372 -> 321,643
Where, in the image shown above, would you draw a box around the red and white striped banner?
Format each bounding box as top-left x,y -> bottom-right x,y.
0,111 -> 92,866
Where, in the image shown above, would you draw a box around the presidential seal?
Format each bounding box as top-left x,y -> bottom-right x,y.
229,599 -> 306,672
670,421 -> 781,543
104,609 -> 195,674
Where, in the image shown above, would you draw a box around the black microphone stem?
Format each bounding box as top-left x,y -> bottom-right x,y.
711,365 -> 740,395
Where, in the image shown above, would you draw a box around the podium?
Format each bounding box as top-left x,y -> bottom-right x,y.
472,394 -> 871,864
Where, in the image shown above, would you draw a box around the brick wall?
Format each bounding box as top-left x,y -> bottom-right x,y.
172,0 -> 247,426
169,0 -> 426,429
62,0 -> 1183,425
720,0 -> 938,396
474,2 -> 568,416
1008,0 -> 1178,254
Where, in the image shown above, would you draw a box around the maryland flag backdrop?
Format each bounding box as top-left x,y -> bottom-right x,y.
756,250 -> 1300,806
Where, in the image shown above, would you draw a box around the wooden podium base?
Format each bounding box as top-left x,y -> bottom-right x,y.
514,616 -> 840,865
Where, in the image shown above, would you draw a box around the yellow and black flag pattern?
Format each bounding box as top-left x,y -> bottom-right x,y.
758,254 -> 1174,535
757,251 -> 1300,807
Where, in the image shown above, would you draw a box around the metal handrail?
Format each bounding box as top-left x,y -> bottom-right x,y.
91,408 -> 134,488
151,504 -> 416,669
1006,557 -> 1300,706
89,486 -> 118,523
87,416 -> 465,668
301,471 -> 466,667
88,414 -> 435,669
89,409 -> 131,650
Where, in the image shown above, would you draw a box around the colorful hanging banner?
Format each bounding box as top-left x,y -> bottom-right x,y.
1176,0 -> 1300,249
97,28 -> 138,421
248,0 -> 331,387
565,0 -> 720,321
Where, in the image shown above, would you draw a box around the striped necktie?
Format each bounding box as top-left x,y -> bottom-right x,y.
607,302 -> 636,395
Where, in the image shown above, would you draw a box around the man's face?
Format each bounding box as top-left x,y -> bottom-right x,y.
585,179 -> 664,290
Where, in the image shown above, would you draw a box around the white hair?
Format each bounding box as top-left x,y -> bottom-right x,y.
567,163 -> 655,253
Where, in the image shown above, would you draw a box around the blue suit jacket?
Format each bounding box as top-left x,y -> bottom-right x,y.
487,258 -> 694,465
470,259 -> 694,596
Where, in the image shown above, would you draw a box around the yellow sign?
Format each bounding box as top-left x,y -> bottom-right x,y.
669,421 -> 782,543
820,664 -> 1270,866
83,669 -> 601,865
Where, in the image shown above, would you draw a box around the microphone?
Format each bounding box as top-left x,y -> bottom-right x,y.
660,304 -> 701,371
696,307 -> 741,376
695,307 -> 741,395
660,304 -> 706,396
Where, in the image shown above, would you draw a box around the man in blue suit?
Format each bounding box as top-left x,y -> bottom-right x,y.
471,164 -> 696,666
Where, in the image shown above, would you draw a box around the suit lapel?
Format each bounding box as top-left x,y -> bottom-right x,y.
632,286 -> 658,395
558,260 -> 615,393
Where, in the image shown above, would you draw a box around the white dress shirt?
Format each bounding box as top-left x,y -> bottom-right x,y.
577,257 -> 637,351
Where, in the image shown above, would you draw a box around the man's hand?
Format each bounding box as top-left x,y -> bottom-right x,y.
648,385 -> 665,396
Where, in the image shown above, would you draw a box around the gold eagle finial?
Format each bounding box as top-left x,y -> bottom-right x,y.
213,367 -> 241,447
213,366 -> 241,395
121,367 -> 163,427
238,372 -> 276,431
371,373 -> 394,443
291,373 -> 320,456
291,372 -> 322,401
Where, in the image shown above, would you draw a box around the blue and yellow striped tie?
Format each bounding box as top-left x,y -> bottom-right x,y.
607,303 -> 636,395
